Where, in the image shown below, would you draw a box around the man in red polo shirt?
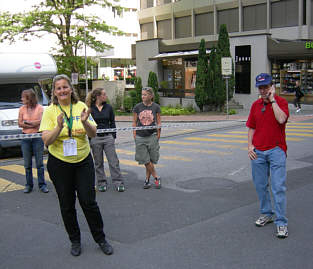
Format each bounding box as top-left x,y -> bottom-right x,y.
246,73 -> 289,239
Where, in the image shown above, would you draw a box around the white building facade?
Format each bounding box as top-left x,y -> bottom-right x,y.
136,0 -> 313,107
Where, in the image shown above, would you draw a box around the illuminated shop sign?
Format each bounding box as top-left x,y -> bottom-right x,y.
305,42 -> 313,49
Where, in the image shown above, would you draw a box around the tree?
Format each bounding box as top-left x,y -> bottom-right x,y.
147,72 -> 160,104
207,46 -> 217,109
195,39 -> 209,111
134,76 -> 143,104
216,24 -> 235,108
0,0 -> 123,78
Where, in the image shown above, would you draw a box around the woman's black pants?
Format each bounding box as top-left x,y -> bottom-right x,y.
47,153 -> 106,244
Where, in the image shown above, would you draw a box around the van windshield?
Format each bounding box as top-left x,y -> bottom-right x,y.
0,83 -> 49,109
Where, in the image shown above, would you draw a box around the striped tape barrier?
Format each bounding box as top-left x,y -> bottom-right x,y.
0,122 -> 211,141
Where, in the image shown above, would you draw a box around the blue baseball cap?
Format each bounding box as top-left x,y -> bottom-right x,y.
255,73 -> 272,87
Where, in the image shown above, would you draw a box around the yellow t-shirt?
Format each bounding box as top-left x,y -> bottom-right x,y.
39,101 -> 97,163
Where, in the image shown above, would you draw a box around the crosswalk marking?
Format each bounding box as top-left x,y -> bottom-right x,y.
104,159 -> 164,168
287,126 -> 313,129
287,129 -> 313,133
207,134 -> 246,138
227,131 -> 306,140
0,177 -> 24,193
184,137 -> 247,144
116,149 -> 192,162
161,146 -> 233,155
166,129 -> 198,136
160,141 -> 202,146
287,123 -> 313,126
286,133 -> 313,137
0,165 -> 51,182
160,141 -> 246,150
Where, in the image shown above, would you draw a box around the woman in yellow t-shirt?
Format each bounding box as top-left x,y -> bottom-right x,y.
39,74 -> 113,257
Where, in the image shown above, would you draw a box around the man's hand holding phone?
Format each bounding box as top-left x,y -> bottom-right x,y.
267,85 -> 275,102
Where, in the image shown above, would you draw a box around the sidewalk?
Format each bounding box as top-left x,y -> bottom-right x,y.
116,103 -> 313,123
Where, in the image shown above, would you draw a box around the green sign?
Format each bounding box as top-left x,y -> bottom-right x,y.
305,42 -> 313,49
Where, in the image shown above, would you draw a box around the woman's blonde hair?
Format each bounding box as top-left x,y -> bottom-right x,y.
52,74 -> 79,105
142,87 -> 154,101
85,88 -> 106,108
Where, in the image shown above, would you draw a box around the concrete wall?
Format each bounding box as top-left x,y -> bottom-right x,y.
136,39 -> 162,87
92,80 -> 126,106
230,34 -> 269,109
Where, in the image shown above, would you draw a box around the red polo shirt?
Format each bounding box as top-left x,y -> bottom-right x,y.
246,96 -> 289,153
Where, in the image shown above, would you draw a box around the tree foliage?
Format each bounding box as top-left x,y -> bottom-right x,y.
0,0 -> 123,76
147,71 -> 160,104
195,39 -> 209,111
134,76 -> 143,104
216,24 -> 235,107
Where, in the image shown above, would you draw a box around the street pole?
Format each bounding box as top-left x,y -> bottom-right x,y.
221,57 -> 232,120
83,0 -> 88,99
226,76 -> 229,120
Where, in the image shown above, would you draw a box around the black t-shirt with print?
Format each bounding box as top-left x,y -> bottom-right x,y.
133,102 -> 161,137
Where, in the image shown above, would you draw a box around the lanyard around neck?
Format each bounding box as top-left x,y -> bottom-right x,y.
58,103 -> 73,137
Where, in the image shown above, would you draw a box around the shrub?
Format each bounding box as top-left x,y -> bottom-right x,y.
229,109 -> 237,115
123,95 -> 133,112
114,93 -> 123,110
161,106 -> 196,116
129,90 -> 137,108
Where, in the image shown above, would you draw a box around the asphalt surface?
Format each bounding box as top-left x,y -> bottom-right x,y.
0,107 -> 313,269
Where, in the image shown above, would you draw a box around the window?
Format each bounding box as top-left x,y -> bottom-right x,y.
157,0 -> 172,6
140,0 -> 154,9
157,19 -> 172,40
0,83 -> 47,105
271,0 -> 298,28
195,12 -> 214,36
218,8 -> 239,33
175,16 -> 191,39
311,0 -> 313,25
243,4 -> 267,31
140,23 -> 154,40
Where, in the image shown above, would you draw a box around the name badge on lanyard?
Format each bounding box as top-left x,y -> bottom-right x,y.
58,103 -> 77,156
63,138 -> 77,156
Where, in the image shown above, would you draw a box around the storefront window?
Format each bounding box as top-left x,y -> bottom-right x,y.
273,60 -> 313,104
185,60 -> 197,90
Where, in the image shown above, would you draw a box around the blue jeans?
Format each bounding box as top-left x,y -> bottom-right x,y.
21,137 -> 46,189
251,147 -> 287,226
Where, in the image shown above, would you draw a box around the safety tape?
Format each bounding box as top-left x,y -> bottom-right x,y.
0,122 -> 210,141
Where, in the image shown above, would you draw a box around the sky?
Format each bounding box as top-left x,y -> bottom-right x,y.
0,0 -> 56,53
0,0 -> 139,56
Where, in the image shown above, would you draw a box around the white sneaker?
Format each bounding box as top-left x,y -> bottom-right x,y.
255,214 -> 275,227
276,225 -> 288,238
296,108 -> 301,113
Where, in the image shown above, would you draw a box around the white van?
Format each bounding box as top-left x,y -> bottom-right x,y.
0,53 -> 57,155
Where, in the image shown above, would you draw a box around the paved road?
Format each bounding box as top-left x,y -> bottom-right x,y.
1,119 -> 313,269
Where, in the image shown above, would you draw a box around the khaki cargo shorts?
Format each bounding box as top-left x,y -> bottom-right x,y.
135,134 -> 160,165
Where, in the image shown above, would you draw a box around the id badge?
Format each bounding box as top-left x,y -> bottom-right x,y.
63,138 -> 77,156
